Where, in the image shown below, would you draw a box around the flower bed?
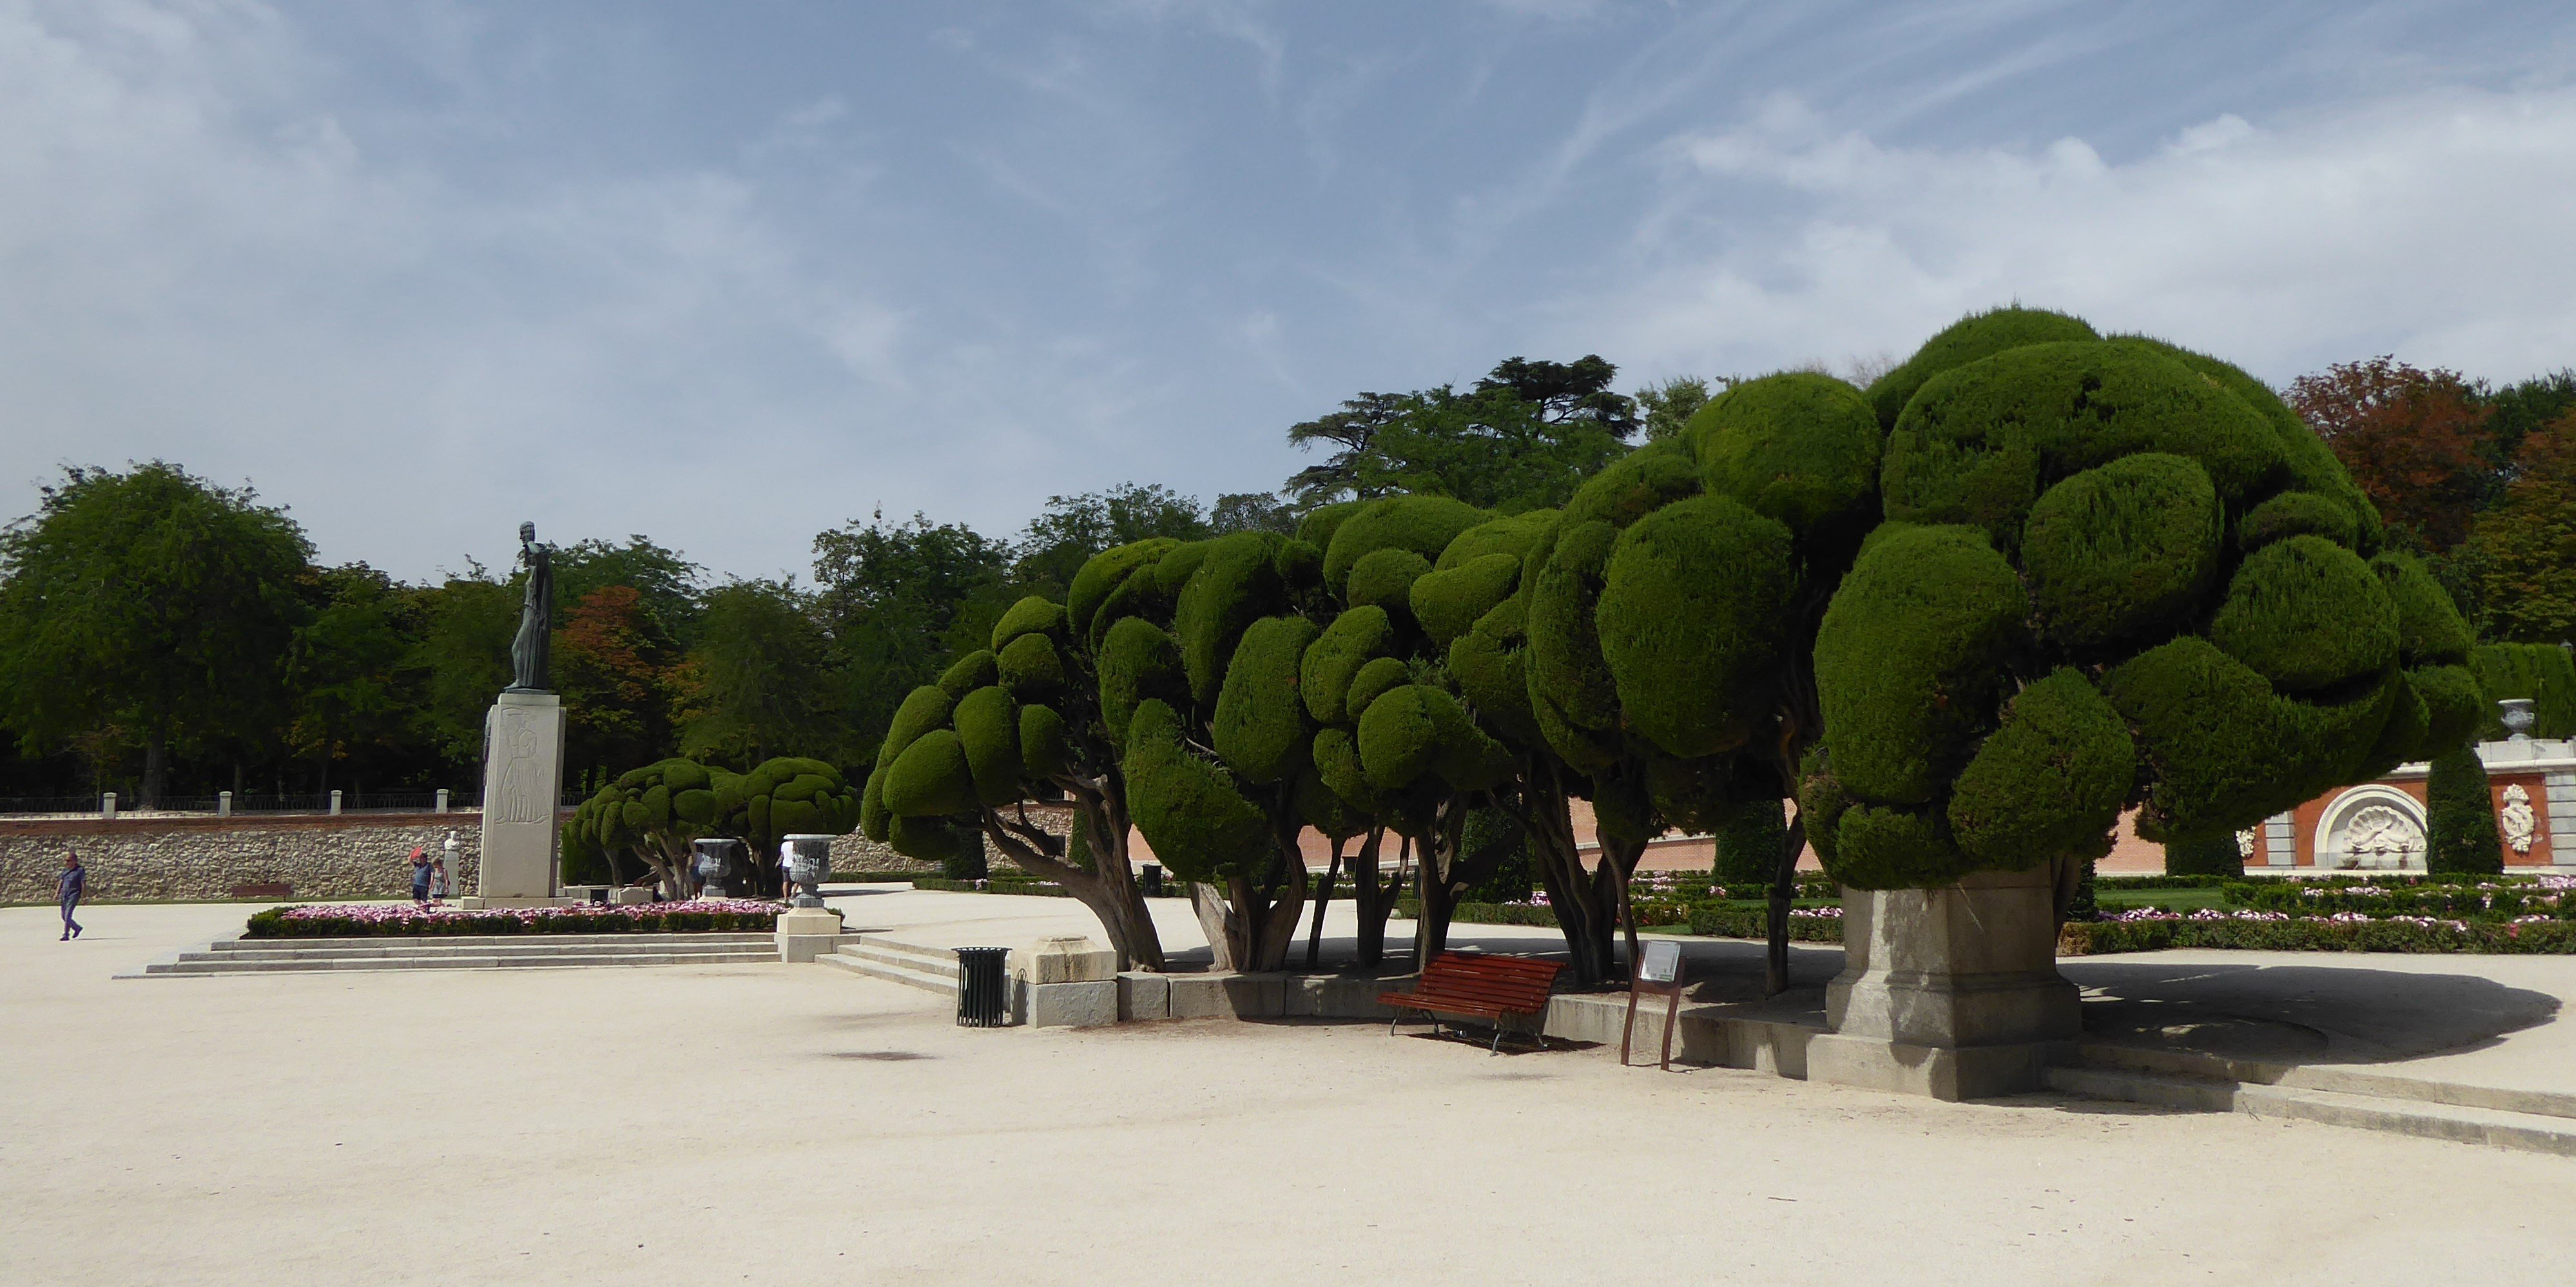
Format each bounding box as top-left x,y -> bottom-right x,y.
2060,907 -> 2576,955
244,900 -> 784,938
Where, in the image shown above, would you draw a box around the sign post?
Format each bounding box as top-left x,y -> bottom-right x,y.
1620,939 -> 1687,1070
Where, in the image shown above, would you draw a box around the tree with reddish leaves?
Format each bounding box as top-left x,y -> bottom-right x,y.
2288,357 -> 2495,551
554,584 -> 680,787
2469,410 -> 2576,644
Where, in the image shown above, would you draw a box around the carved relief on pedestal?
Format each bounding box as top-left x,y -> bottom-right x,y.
2315,785 -> 2429,871
2500,784 -> 2538,856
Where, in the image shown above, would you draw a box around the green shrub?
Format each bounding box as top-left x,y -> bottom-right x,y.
1346,547 -> 1433,621
1448,599 -> 1538,744
1300,605 -> 1395,724
1356,683 -> 1511,791
858,766 -> 890,842
2241,490 -> 2359,551
1814,524 -> 2028,804
1321,495 -> 1488,597
1018,702 -> 1070,780
2426,745 -> 2505,876
996,632 -> 1067,701
2104,636 -> 2397,841
1211,615 -> 1319,784
1345,656 -> 1413,726
1526,518 -> 1623,739
876,685 -> 954,770
938,650 -> 998,697
1122,699 -> 1272,882
1459,806 -> 1535,903
2207,535 -> 2397,693
1295,499 -> 1369,555
1409,552 -> 1520,647
1559,440 -> 1701,530
952,686 -> 1022,805
990,595 -> 1068,652
1310,726 -> 1380,813
1436,509 -> 1556,569
882,728 -> 978,817
1596,495 -> 1796,757
1687,371 -> 1881,535
1097,617 -> 1186,742
2114,336 -> 2382,555
1945,669 -> 2134,870
2164,832 -> 2245,878
1832,800 -> 1970,889
1071,539 -> 1180,644
2020,454 -> 2221,648
1711,796 -> 1787,885
2471,643 -> 2576,739
1172,532 -> 1292,708
1863,305 -> 2100,428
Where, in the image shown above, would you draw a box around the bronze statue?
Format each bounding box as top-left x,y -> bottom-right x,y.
506,521 -> 555,692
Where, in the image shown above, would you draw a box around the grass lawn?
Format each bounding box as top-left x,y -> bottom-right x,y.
2093,887 -> 2230,913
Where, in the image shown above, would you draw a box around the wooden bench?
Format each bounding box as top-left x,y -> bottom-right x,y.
1379,952 -> 1565,1053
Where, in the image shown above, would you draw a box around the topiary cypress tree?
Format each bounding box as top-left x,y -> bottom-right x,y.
1710,797 -> 1786,887
2164,832 -> 2245,878
2426,745 -> 2505,875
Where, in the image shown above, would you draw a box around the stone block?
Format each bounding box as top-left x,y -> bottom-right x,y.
1168,973 -> 1286,1020
1027,980 -> 1118,1029
1013,935 -> 1117,983
613,887 -> 655,905
1826,866 -> 2080,1050
476,692 -> 567,907
1805,1032 -> 2066,1101
1118,972 -> 1170,1021
774,907 -> 844,963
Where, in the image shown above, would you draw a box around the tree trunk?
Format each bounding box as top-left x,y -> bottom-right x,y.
1411,841 -> 1454,972
1764,815 -> 1808,997
1520,773 -> 1618,987
141,737 -> 169,810
980,791 -> 1166,972
1350,828 -> 1395,967
1305,842 -> 1344,971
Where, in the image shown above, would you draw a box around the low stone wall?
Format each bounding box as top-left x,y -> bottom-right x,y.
0,813 -> 482,904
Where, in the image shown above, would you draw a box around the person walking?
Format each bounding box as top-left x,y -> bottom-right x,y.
409,846 -> 434,906
58,854 -> 85,941
429,853 -> 450,904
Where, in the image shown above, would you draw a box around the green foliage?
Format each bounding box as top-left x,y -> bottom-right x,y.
1437,510 -> 1556,570
882,728 -> 978,817
1945,670 -> 2135,870
876,684 -> 954,771
1286,360 -> 1638,512
1710,796 -> 1787,885
2411,664 -> 2485,755
1171,532 -> 1293,708
1310,726 -> 1379,814
1294,500 -> 1368,554
1211,615 -> 1319,784
953,686 -> 1023,805
990,595 -> 1068,652
2164,833 -> 2245,878
1863,306 -> 2101,428
1355,683 -> 1512,792
2426,746 -> 2505,876
2116,336 -> 2382,555
1321,495 -> 1489,597
1459,806 -> 1535,902
1526,519 -> 1623,739
1299,606 -> 1395,724
1019,703 -> 1071,780
1832,800 -> 1968,889
2241,490 -> 2359,551
1596,496 -> 1796,757
1687,372 -> 1882,536
2021,454 -> 2222,649
2374,552 -> 2475,666
1409,552 -> 1520,648
860,766 -> 889,842
1814,525 -> 2028,804
1559,440 -> 1701,531
1096,617 -> 1186,744
1121,699 -> 1272,882
2470,643 -> 2576,738
2102,636 -> 2393,840
1884,340 -> 2282,550
1068,539 -> 1178,642
1345,657 -> 1413,723
995,631 -> 1067,701
888,812 -> 983,875
938,650 -> 997,697
1448,599 -> 1538,744
677,578 -> 838,766
1346,547 -> 1433,621
2207,536 -> 2397,694
728,756 -> 862,846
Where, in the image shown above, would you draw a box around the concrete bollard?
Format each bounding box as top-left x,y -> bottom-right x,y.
217,791 -> 231,817
101,791 -> 117,822
434,788 -> 450,814
328,789 -> 342,816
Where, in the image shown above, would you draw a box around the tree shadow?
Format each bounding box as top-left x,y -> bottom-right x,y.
2060,959 -> 2562,1065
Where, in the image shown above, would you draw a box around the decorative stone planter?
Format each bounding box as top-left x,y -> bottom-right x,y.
1806,865 -> 2080,1100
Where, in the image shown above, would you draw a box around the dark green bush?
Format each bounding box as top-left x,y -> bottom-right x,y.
1018,702 -> 1071,780
1321,495 -> 1488,597
2114,336 -> 2381,555
1069,539 -> 1178,641
2241,490 -> 2359,551
990,595 -> 1068,652
1097,616 -> 1186,742
1409,552 -> 1520,647
876,685 -> 954,771
1596,495 -> 1796,758
1448,598 -> 1538,744
2426,745 -> 2505,876
881,728 -> 977,817
952,686 -> 1022,805
1945,669 -> 2135,869
1458,807 -> 1535,903
2164,832 -> 2245,878
1687,371 -> 1881,535
1345,656 -> 1413,725
1299,605 -> 1395,724
1295,499 -> 1370,556
1710,795 -> 1787,885
1526,518 -> 1623,739
1121,699 -> 1272,882
2207,535 -> 2397,693
938,650 -> 998,697
1558,440 -> 1702,530
995,632 -> 1067,701
1814,523 -> 2028,804
2020,454 -> 2221,648
1357,683 -> 1511,791
1310,726 -> 1380,814
1172,532 -> 1292,708
1832,800 -> 1970,889
1211,615 -> 1319,784
2373,551 -> 2474,666
1345,547 -> 1433,621
1863,305 -> 2100,428
1436,509 -> 1555,569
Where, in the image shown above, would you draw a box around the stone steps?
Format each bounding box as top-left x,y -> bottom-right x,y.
131,933 -> 780,976
818,935 -> 959,996
2045,1043 -> 2576,1157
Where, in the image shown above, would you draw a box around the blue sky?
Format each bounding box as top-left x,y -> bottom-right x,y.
5,1 -> 2574,583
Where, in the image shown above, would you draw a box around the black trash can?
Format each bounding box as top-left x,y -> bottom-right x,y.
954,946 -> 1011,1027
1139,864 -> 1163,896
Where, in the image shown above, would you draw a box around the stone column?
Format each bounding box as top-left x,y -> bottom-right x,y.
463,691 -> 567,909
1805,866 -> 2079,1100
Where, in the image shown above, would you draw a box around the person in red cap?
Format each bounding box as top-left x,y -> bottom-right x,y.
409,846 -> 432,905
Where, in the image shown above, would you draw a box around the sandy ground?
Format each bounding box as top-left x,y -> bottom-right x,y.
8,902 -> 2576,1287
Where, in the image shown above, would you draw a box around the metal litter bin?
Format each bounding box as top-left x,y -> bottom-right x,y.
954,946 -> 1011,1027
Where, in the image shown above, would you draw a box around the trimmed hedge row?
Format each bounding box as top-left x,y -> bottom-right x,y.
2062,916 -> 2576,955
244,907 -> 778,938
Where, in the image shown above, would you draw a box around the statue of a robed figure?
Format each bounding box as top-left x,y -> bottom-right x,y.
468,521 -> 570,908
507,521 -> 556,693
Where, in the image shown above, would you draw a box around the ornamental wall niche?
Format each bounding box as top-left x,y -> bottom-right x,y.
2312,784 -> 2428,873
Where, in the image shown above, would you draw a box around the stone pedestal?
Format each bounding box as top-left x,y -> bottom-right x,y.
474,691 -> 567,909
1012,936 -> 1119,1028
774,907 -> 844,963
1808,866 -> 2079,1101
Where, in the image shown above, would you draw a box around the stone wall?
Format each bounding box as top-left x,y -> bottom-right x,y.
0,810 -> 945,904
0,813 -> 483,904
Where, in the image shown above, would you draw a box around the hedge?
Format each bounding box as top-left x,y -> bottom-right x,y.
2061,915 -> 2576,955
245,904 -> 780,938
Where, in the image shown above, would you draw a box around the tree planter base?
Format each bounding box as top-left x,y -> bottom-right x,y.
1815,867 -> 2080,1101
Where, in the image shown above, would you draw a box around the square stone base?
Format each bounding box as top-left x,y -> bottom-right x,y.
1804,1033 -> 2071,1101
774,908 -> 843,963
1024,980 -> 1118,1028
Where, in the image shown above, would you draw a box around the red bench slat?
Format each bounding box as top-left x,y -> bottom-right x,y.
1379,952 -> 1563,1024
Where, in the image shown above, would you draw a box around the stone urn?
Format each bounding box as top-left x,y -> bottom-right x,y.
782,835 -> 835,909
690,838 -> 741,901
2501,698 -> 2538,742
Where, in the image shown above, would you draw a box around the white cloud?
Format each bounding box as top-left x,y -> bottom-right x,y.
1581,85 -> 2576,387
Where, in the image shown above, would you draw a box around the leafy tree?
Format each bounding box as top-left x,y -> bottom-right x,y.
1637,376 -> 1716,443
1209,491 -> 1299,536
285,564 -> 422,794
1285,392 -> 1413,509
1285,358 -> 1641,512
1009,484 -> 1211,594
410,572 -> 519,768
2468,411 -> 2576,643
674,579 -> 840,766
2164,833 -> 2244,878
0,463 -> 313,806
813,511 -> 1009,753
2474,369 -> 2576,481
552,537 -> 703,641
565,758 -> 733,897
2425,745 -> 2504,876
555,585 -> 679,786
2289,357 -> 2494,551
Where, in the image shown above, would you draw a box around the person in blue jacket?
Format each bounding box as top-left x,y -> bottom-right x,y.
58,853 -> 84,941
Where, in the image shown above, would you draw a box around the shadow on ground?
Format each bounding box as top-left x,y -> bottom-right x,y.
2060,960 -> 2560,1065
